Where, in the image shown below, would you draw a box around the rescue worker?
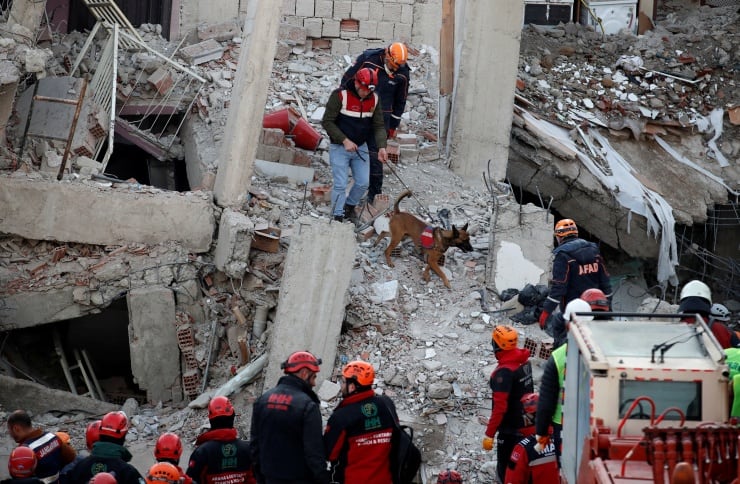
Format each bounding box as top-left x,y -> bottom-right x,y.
678,280 -> 739,348
65,411 -> 143,484
249,351 -> 329,484
341,42 -> 410,205
482,325 -> 534,483
504,393 -> 559,484
539,219 -> 612,330
324,360 -> 397,483
724,347 -> 740,419
322,67 -> 388,223
2,446 -> 44,484
87,474 -> 116,484
60,420 -> 101,484
186,396 -> 255,484
7,410 -> 77,483
154,433 -> 191,484
145,463 -> 181,484
535,298 -> 596,466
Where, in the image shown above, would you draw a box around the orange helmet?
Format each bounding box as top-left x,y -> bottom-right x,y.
99,411 -> 128,439
385,42 -> 408,71
521,392 -> 539,415
581,288 -> 609,311
554,219 -> 578,238
8,446 -> 36,478
436,469 -> 463,484
492,325 -> 518,351
154,432 -> 183,462
90,472 -> 118,484
208,396 -> 235,419
342,360 -> 375,386
281,351 -> 322,374
146,462 -> 181,484
55,431 -> 71,446
86,420 -> 102,450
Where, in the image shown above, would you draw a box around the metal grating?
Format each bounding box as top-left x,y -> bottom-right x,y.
81,0 -> 144,50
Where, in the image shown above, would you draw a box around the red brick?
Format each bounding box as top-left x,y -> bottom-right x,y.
148,67 -> 173,95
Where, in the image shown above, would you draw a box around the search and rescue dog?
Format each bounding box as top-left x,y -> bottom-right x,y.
373,190 -> 473,288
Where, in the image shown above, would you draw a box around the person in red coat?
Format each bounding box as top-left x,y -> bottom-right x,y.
504,393 -> 559,484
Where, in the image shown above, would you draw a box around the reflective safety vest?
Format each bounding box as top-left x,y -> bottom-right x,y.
552,344 -> 567,425
733,374 -> 740,418
725,348 -> 740,378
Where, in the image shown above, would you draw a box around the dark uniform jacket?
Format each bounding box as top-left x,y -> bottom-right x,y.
186,428 -> 256,484
535,356 -> 560,437
1,478 -> 46,484
504,435 -> 559,484
249,375 -> 329,484
65,442 -> 142,484
22,429 -> 76,483
341,48 -> 411,132
322,85 -> 387,149
324,389 -> 397,484
543,237 -> 612,314
485,348 -> 534,437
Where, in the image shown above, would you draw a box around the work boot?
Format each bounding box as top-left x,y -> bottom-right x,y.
344,204 -> 359,224
333,215 -> 345,222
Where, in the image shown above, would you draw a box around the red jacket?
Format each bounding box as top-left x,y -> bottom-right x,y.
486,348 -> 534,437
504,435 -> 559,484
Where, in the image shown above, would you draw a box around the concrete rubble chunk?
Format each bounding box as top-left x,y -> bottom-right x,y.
213,208 -> 255,279
0,375 -> 118,415
197,21 -> 242,42
179,39 -> 225,65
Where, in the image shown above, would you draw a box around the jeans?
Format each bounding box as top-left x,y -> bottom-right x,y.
330,143 -> 370,216
366,137 -> 383,204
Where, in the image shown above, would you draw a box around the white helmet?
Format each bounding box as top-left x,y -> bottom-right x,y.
564,298 -> 594,322
679,280 -> 711,303
711,303 -> 730,322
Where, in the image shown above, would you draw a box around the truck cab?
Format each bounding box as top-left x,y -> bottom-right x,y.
561,312 -> 736,483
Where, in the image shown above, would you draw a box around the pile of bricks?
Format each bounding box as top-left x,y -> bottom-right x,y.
176,312 -> 201,398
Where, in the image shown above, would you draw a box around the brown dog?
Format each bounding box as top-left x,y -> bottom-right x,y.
374,190 -> 473,288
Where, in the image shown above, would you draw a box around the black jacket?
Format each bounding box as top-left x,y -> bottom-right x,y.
535,356 -> 561,437
65,442 -> 143,484
186,428 -> 256,484
249,375 -> 329,484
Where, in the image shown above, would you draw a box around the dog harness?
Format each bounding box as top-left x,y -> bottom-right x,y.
420,226 -> 435,249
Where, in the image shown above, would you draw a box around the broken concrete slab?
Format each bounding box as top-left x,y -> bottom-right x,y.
213,209 -> 254,278
254,158 -> 314,183
0,287 -> 100,330
197,21 -> 242,42
179,39 -> 225,65
0,375 -> 118,415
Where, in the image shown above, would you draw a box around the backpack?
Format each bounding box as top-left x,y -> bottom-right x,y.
392,424 -> 422,484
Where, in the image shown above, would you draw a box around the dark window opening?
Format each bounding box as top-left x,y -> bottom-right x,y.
68,0 -> 173,40
619,380 -> 702,421
100,138 -> 190,192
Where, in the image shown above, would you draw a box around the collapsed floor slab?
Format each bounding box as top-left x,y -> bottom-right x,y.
0,374 -> 118,415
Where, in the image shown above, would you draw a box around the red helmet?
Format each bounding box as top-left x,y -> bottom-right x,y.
86,420 -> 102,450
436,469 -> 463,484
281,351 -> 322,374
355,68 -> 378,91
554,219 -> 578,238
342,360 -> 375,386
581,288 -> 609,311
146,462 -> 181,484
99,411 -> 128,439
154,432 -> 183,462
8,446 -> 37,478
521,392 -> 539,415
208,395 -> 235,419
90,472 -> 118,484
385,42 -> 408,71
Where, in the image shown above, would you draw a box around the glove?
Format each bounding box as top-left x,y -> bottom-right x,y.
387,128 -> 397,139
539,311 -> 550,329
534,434 -> 550,452
482,436 -> 494,451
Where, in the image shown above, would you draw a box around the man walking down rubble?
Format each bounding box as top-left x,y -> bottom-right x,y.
324,360 -> 397,484
341,42 -> 410,206
7,410 -> 77,484
482,325 -> 534,483
66,412 -> 143,484
322,67 -> 388,223
186,396 -> 255,484
249,351 -> 329,484
539,219 -> 612,330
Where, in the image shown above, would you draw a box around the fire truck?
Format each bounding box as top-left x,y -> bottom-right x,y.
561,312 -> 738,483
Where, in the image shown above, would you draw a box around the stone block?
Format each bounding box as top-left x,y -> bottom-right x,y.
295,0 -> 315,16
213,209 -> 254,278
351,1 -> 369,20
394,22 -> 411,42
358,20 -> 377,39
399,146 -> 419,162
283,15 -> 304,27
262,128 -> 288,147
349,40 -> 369,54
375,21 -> 395,39
400,4 -> 413,24
197,21 -> 241,42
274,41 -> 292,60
315,0 -> 333,17
292,150 -> 312,167
304,17 -> 323,38
340,30 -> 359,40
383,1 -> 402,19
322,19 -> 340,37
333,0 -> 352,18
279,23 -> 307,43
179,39 -> 224,65
282,0 -> 296,15
278,147 -> 295,164
331,38 -> 350,55
368,4 -> 383,21
147,67 -> 173,95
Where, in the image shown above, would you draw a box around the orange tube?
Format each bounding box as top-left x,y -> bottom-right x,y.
652,436 -> 666,484
666,432 -> 678,480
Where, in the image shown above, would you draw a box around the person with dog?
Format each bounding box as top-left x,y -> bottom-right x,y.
324,360 -> 398,484
341,42 -> 410,206
250,351 -> 329,484
504,393 -> 559,484
538,219 -> 612,330
482,325 -> 534,483
322,67 -> 388,223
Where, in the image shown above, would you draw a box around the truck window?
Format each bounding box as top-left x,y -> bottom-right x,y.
619,380 -> 702,421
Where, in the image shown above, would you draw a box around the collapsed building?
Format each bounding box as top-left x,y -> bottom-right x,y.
0,1 -> 738,479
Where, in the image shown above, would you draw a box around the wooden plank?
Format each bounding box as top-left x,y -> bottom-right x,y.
439,0 -> 454,95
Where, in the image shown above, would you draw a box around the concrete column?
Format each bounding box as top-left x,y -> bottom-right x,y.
128,286 -> 181,403
448,0 -> 523,183
0,61 -> 20,144
213,0 -> 282,207
264,219 -> 356,388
